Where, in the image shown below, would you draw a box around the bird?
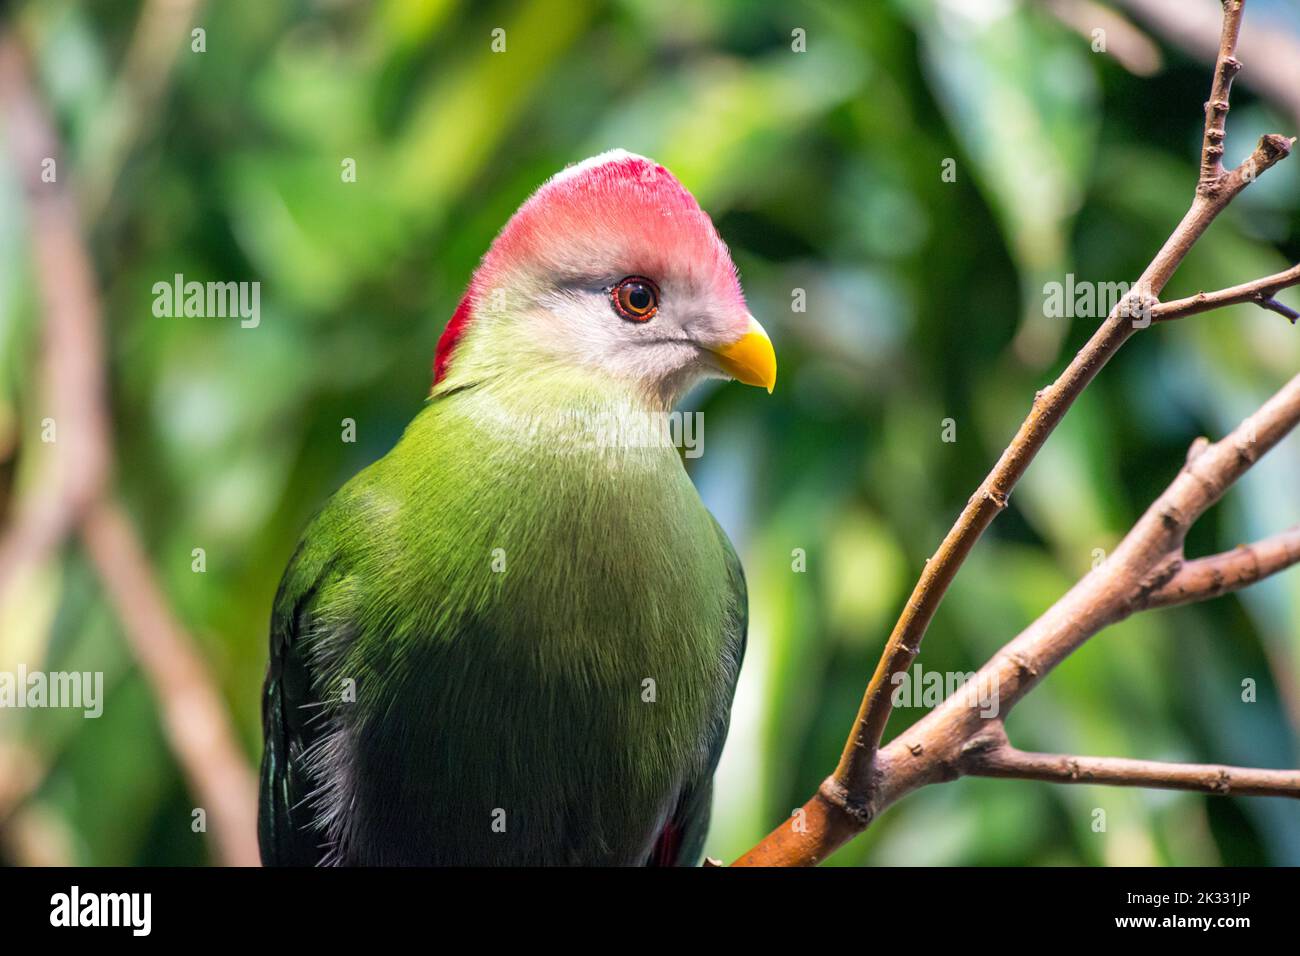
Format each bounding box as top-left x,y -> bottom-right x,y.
258,149 -> 776,866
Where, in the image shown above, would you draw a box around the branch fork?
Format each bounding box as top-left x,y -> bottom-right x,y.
735,0 -> 1300,867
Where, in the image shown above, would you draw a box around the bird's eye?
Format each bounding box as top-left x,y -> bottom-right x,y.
611,276 -> 659,322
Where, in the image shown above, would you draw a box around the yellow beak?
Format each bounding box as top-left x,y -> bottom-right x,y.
712,315 -> 777,393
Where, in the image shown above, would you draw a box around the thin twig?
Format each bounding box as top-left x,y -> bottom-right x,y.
81,0 -> 207,221
0,36 -> 110,599
963,740 -> 1300,799
1042,0 -> 1163,76
1145,527 -> 1300,608
1257,297 -> 1300,323
1198,0 -> 1245,188
1115,0 -> 1300,133
1153,262 -> 1300,322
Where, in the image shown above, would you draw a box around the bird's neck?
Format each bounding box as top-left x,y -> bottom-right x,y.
432,364 -> 690,470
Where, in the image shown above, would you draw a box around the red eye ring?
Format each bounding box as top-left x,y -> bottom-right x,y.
610,276 -> 659,322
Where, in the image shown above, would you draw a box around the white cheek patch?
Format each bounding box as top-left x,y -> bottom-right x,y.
538,290 -> 626,357
447,271 -> 740,406
529,286 -> 719,395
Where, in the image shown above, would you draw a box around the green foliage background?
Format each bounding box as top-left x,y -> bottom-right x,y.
1,0 -> 1298,865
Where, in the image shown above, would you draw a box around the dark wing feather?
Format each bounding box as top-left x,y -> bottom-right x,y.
258,542 -> 341,866
263,505 -> 749,867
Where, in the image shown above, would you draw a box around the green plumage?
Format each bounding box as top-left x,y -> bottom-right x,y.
260,369 -> 747,865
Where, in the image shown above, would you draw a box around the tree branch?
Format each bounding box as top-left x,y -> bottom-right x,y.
835,0 -> 1282,810
962,737 -> 1300,800
0,36 -> 110,600
734,0 -> 1299,867
1198,0 -> 1245,187
1042,0 -> 1163,77
0,30 -> 258,867
1153,262 -> 1300,323
1144,527 -> 1300,609
733,364 -> 1300,867
1257,297 -> 1300,323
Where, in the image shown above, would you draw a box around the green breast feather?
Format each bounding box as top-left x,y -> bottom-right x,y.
260,372 -> 747,865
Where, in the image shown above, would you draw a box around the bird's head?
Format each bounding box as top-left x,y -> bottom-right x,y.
432,150 -> 775,407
